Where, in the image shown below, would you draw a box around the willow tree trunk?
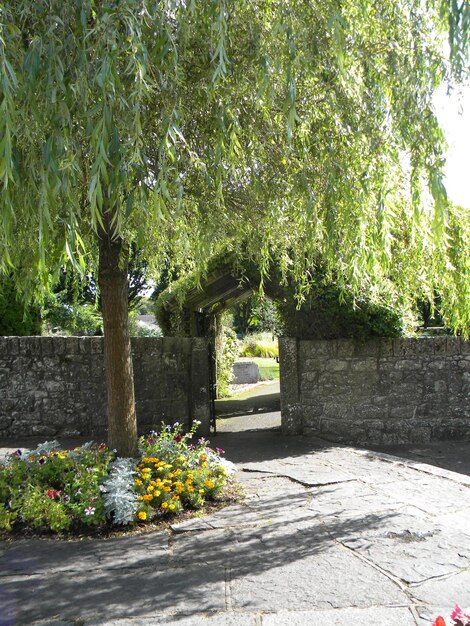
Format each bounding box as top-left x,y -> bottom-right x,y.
98,222 -> 138,457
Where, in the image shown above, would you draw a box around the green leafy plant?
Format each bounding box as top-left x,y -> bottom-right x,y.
239,335 -> 279,358
0,275 -> 41,336
215,322 -> 240,397
0,441 -> 112,533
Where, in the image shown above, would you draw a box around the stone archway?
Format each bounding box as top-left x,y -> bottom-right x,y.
156,259 -> 284,433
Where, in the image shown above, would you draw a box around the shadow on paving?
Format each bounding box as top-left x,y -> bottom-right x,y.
359,441 -> 470,478
215,392 -> 280,419
0,492 -> 401,623
211,429 -> 331,464
212,417 -> 470,479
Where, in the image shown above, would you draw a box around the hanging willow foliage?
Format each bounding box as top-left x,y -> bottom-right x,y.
0,0 -> 468,329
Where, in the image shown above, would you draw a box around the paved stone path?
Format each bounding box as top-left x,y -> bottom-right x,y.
1,426 -> 470,626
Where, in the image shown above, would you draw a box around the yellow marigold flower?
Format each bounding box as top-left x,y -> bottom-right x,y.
168,504 -> 175,511
135,479 -> 143,486
172,495 -> 179,501
161,502 -> 168,509
205,480 -> 214,489
138,511 -> 147,521
147,485 -> 155,492
175,485 -> 184,493
155,490 -> 161,496
177,455 -> 185,462
164,486 -> 171,492
199,489 -> 204,494
165,464 -> 172,469
188,486 -> 194,492
185,478 -> 192,485
137,496 -> 144,501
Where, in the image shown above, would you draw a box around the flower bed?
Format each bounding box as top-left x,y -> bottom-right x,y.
0,422 -> 236,535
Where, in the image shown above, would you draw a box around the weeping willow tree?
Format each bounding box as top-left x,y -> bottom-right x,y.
0,1 -> 468,455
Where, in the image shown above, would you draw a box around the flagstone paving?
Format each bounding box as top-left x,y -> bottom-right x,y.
1,426 -> 469,625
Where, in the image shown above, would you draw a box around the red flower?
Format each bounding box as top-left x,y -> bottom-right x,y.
98,442 -> 106,451
174,434 -> 183,442
46,489 -> 59,500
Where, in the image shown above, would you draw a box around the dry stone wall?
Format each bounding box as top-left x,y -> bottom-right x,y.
279,337 -> 470,445
0,336 -> 211,439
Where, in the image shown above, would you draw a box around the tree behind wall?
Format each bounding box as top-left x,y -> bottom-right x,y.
0,1 -> 469,455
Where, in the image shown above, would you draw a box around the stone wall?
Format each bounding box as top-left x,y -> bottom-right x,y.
0,336 -> 211,439
279,337 -> 470,445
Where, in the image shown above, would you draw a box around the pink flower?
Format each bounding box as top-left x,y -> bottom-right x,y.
451,604 -> 470,624
216,447 -> 225,455
147,437 -> 156,444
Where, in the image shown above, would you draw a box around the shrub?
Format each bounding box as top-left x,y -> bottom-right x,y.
0,423 -> 236,535
42,295 -> 103,336
239,341 -> 278,358
0,276 -> 41,336
239,333 -> 279,358
278,285 -> 404,339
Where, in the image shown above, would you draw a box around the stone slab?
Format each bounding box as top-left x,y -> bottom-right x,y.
410,570 -> 470,606
86,614 -> 257,626
262,607 -> 417,625
230,541 -> 407,611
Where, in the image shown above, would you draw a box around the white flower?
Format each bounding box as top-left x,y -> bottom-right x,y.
218,459 -> 237,475
85,506 -> 95,516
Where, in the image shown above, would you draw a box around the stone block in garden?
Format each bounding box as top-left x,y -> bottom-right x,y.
232,361 -> 259,384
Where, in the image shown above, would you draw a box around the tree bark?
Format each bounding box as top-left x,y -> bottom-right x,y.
98,221 -> 138,457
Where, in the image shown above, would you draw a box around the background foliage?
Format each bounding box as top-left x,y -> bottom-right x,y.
0,0 -> 468,335
0,276 -> 41,336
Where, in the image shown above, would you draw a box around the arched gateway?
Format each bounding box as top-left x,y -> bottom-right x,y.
156,258 -> 470,446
